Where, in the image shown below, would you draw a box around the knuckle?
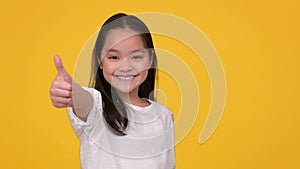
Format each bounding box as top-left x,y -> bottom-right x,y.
52,80 -> 58,86
53,80 -> 61,87
52,102 -> 58,107
49,88 -> 55,94
67,91 -> 72,97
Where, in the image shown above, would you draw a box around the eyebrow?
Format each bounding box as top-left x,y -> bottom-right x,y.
106,49 -> 119,53
106,48 -> 146,54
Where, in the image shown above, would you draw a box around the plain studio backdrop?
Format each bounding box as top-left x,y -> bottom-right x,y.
0,0 -> 299,169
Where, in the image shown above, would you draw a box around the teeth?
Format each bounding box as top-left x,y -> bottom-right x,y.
117,76 -> 134,80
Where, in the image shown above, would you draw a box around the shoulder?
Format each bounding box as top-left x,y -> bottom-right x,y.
149,100 -> 175,130
150,100 -> 172,112
149,100 -> 174,119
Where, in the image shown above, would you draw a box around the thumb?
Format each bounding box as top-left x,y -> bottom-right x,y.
54,55 -> 72,83
54,55 -> 66,73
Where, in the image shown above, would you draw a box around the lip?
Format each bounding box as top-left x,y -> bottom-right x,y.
114,74 -> 137,80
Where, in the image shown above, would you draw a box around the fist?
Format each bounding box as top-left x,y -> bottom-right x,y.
50,56 -> 73,108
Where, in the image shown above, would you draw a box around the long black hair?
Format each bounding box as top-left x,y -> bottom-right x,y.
89,13 -> 157,135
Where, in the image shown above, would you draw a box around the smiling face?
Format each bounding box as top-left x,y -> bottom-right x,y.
100,28 -> 152,97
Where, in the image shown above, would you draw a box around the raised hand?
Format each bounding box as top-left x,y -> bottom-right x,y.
50,56 -> 73,108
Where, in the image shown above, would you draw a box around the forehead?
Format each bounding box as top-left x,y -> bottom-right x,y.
102,28 -> 145,55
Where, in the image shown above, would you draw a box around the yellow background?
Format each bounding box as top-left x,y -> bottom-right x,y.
1,0 -> 299,168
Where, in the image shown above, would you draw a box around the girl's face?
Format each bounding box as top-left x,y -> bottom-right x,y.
100,28 -> 152,96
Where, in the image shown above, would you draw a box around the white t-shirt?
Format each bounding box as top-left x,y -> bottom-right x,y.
67,87 -> 176,169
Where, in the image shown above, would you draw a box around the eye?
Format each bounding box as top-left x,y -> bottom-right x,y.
108,56 -> 119,60
131,55 -> 144,60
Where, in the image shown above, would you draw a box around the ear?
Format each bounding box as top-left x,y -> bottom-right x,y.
148,50 -> 154,69
99,62 -> 103,69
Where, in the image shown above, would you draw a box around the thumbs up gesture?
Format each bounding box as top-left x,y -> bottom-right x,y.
50,56 -> 73,108
50,56 -> 93,121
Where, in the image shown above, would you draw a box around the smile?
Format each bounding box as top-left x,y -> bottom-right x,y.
114,75 -> 137,80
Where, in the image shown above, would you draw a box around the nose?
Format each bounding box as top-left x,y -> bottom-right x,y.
117,57 -> 133,72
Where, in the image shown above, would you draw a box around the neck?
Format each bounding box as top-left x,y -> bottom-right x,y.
117,88 -> 139,104
117,89 -> 150,107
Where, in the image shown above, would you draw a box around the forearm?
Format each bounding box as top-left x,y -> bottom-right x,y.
71,83 -> 93,121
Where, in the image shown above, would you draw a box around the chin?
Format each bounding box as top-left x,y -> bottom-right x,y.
115,87 -> 136,95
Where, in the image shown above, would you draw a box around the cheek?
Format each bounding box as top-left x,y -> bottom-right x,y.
102,64 -> 116,82
138,70 -> 149,82
134,61 -> 152,73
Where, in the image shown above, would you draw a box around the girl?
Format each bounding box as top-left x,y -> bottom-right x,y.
50,13 -> 175,169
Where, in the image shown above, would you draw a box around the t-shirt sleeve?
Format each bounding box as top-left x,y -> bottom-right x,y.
67,86 -> 103,140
